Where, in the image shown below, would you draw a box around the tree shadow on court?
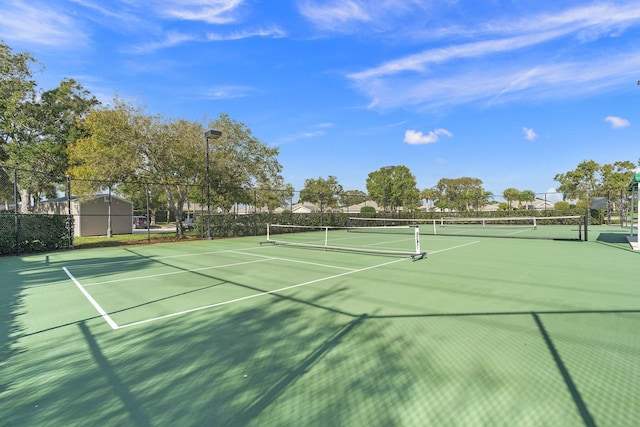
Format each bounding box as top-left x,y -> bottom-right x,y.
2,263 -> 423,426
1,252 -> 160,424
0,262 -> 27,398
5,247 -> 639,425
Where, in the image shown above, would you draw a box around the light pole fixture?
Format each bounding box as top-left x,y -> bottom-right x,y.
205,129 -> 222,240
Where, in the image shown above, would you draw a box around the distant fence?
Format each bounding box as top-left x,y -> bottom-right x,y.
0,164 -> 632,255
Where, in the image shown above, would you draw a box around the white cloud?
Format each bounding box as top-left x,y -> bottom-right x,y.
347,3 -> 640,111
523,127 -> 538,141
206,85 -> 254,100
604,115 -> 630,129
298,0 -> 371,30
278,122 -> 334,143
404,128 -> 452,145
0,0 -> 86,47
207,26 -> 287,41
156,0 -> 243,24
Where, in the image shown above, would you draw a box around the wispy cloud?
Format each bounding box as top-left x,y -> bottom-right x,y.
604,115 -> 630,129
207,27 -> 287,41
404,128 -> 452,145
128,31 -> 201,54
278,123 -> 334,143
347,3 -> 640,111
523,127 -> 538,141
156,0 -> 244,24
298,0 -> 370,31
0,0 -> 87,47
206,85 -> 255,100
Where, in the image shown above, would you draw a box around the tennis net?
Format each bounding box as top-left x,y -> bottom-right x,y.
348,215 -> 586,241
263,224 -> 426,259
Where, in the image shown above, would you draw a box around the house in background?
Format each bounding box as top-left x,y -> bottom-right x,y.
37,195 -> 133,236
340,200 -> 381,213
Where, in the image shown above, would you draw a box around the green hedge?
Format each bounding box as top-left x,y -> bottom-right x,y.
0,214 -> 71,255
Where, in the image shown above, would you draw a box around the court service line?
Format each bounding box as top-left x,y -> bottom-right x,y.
428,240 -> 480,254
116,256 -> 409,330
227,250 -> 357,271
64,246 -> 273,270
62,267 -> 119,330
82,258 -> 272,287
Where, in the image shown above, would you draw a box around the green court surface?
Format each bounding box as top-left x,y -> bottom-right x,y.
2,227 -> 639,426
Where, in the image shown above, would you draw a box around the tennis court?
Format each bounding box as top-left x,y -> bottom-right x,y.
2,225 -> 639,426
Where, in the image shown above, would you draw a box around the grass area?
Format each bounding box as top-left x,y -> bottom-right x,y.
73,228 -> 199,249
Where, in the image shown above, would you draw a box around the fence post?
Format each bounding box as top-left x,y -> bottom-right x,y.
13,167 -> 19,255
66,176 -> 74,249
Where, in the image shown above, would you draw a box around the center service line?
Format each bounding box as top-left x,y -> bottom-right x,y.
62,267 -> 119,330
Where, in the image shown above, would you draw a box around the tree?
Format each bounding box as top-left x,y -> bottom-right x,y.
207,114 -> 286,213
519,190 -> 536,209
0,42 -> 38,162
340,189 -> 367,207
68,102 -> 142,196
0,43 -> 98,210
255,182 -> 294,212
366,165 -> 420,212
299,176 -> 343,209
599,161 -> 636,197
554,160 -> 600,202
67,101 -> 143,236
432,177 -> 487,212
503,188 -> 519,210
420,188 -> 438,211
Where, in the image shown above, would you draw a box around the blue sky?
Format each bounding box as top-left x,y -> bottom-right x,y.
1,0 -> 639,197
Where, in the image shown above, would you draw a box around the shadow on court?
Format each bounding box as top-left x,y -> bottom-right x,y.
4,241 -> 640,426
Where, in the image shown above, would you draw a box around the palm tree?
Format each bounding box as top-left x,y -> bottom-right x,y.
503,188 -> 519,210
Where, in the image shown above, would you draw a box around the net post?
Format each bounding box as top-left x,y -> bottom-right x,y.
267,223 -> 271,241
324,227 -> 328,250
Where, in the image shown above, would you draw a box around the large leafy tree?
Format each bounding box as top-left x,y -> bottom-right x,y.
366,165 -> 420,212
206,113 -> 286,213
1,43 -> 98,210
0,42 -> 37,162
70,105 -> 288,235
599,161 -> 637,197
255,182 -> 294,212
340,189 -> 368,207
432,177 -> 487,212
554,160 -> 637,201
554,160 -> 600,201
299,175 -> 343,209
68,102 -> 142,196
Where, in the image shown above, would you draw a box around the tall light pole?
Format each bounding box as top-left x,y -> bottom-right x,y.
205,129 -> 222,239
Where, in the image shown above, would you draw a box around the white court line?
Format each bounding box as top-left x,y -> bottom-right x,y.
83,258 -> 272,286
428,240 -> 480,254
116,256 -> 409,330
62,267 -> 119,330
228,250 -> 357,271
63,246 -> 272,270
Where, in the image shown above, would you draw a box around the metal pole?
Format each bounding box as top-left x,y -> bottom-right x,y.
206,136 -> 211,239
146,183 -> 151,244
67,176 -> 73,249
13,167 -> 19,256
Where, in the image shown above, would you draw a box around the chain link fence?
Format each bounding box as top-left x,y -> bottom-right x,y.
2,164 -> 632,255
